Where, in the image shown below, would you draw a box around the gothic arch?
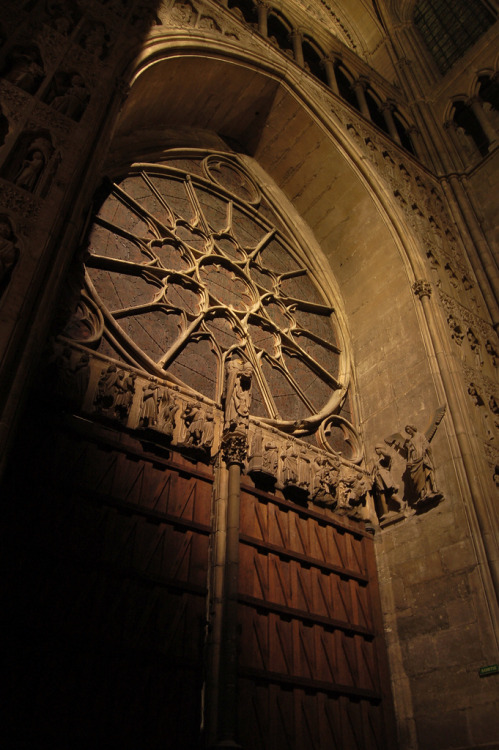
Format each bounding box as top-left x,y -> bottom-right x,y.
109,44 -> 437,453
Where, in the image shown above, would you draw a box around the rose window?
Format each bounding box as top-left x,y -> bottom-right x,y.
84,153 -> 347,432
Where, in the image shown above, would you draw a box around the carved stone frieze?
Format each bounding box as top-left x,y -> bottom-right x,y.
0,81 -> 32,122
0,180 -> 40,223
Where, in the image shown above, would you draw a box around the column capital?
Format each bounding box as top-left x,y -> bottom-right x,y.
353,74 -> 370,90
412,280 -> 432,299
221,430 -> 248,466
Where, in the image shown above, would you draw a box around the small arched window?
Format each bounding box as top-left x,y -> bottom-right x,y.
334,63 -> 359,111
267,12 -> 293,56
452,100 -> 489,156
414,0 -> 496,74
302,39 -> 328,85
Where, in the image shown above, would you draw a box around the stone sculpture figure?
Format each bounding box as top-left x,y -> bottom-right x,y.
311,455 -> 339,506
372,444 -> 406,519
82,23 -> 108,58
51,74 -> 88,120
14,148 -> 46,192
161,391 -> 179,439
262,439 -> 278,475
223,357 -> 252,431
139,378 -> 161,428
335,464 -> 368,518
4,47 -> 44,93
0,216 -> 19,297
182,402 -> 206,447
114,370 -> 135,420
202,409 -> 215,449
281,441 -> 298,485
385,405 -> 446,504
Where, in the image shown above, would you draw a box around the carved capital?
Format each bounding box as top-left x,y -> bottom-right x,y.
222,430 -> 248,466
412,280 -> 432,299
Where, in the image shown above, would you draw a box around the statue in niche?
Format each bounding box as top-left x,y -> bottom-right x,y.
0,216 -> 19,298
139,377 -> 162,428
81,23 -> 108,58
4,46 -> 44,93
385,406 -> 446,505
95,364 -> 119,411
371,444 -> 406,520
467,328 -> 483,368
223,358 -> 252,431
51,73 -> 88,120
160,390 -> 179,439
335,464 -> 368,519
13,136 -> 52,193
485,340 -> 498,368
281,441 -> 299,486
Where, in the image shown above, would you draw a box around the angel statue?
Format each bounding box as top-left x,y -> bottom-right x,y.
385,405 -> 446,505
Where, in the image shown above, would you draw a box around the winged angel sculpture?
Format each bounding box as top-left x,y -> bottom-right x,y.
385,405 -> 446,505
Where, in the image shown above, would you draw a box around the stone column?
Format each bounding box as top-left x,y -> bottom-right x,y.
352,76 -> 371,119
212,431 -> 247,750
322,57 -> 339,95
469,97 -> 497,146
291,30 -> 304,68
256,1 -> 268,37
381,100 -> 402,144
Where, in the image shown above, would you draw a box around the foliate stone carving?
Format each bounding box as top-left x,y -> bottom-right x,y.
0,215 -> 20,299
385,406 -> 446,507
412,279 -> 432,299
468,383 -> 495,442
222,431 -> 247,465
447,314 -> 465,347
485,340 -> 498,369
466,328 -> 483,369
170,0 -> 197,27
94,364 -> 136,421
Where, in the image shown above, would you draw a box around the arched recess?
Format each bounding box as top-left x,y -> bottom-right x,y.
112,48 -> 434,449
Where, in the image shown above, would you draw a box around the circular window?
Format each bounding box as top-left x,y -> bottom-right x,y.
84,153 -> 347,431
